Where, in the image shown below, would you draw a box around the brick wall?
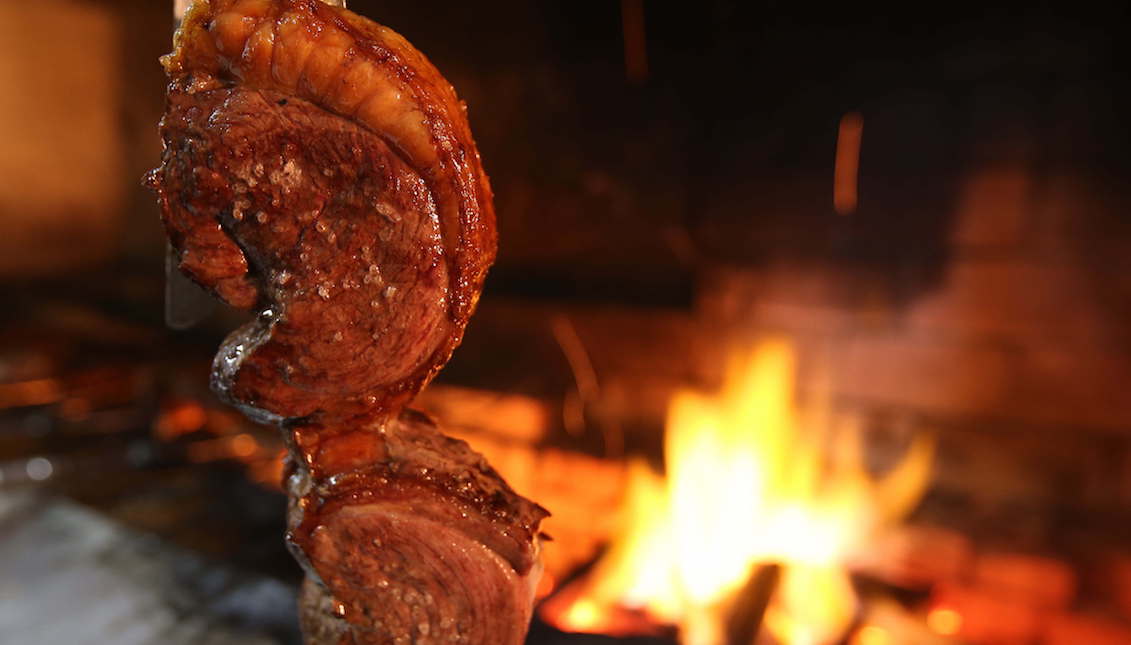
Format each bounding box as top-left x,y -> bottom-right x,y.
697,163 -> 1131,514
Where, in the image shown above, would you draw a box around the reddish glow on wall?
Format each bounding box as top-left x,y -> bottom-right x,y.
621,0 -> 649,83
834,112 -> 864,215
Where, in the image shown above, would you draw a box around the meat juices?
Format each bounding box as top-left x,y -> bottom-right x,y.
146,1 -> 548,643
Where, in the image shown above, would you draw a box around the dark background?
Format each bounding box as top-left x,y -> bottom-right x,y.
8,1 -> 1126,301
1,2 -> 1130,643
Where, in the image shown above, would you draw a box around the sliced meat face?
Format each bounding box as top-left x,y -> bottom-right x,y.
299,503 -> 540,645
155,86 -> 452,421
283,410 -> 548,645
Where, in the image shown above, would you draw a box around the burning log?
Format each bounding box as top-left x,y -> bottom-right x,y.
147,1 -> 547,642
722,563 -> 781,645
544,339 -> 934,645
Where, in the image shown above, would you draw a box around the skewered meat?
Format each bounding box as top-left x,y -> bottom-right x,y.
146,1 -> 548,643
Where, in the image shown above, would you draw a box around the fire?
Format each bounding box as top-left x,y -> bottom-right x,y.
547,338 -> 934,645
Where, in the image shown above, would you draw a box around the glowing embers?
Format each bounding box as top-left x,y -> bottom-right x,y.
544,338 -> 934,645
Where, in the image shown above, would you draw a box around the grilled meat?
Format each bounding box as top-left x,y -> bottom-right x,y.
147,2 -> 547,642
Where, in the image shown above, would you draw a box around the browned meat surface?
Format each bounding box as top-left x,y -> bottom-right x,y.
152,0 -> 495,422
146,1 -> 547,643
289,411 -> 544,645
156,85 -> 452,422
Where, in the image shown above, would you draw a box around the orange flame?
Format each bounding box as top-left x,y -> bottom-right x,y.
547,338 -> 934,645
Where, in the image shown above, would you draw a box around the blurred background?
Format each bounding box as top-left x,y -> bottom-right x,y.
1,1 -> 1130,644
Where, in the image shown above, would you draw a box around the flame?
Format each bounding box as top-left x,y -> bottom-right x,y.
926,607 -> 962,636
548,338 -> 934,645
